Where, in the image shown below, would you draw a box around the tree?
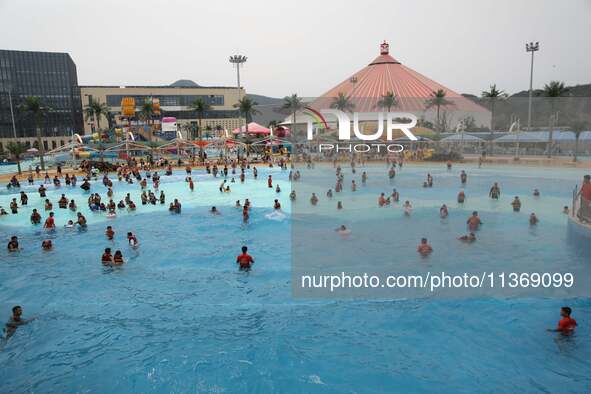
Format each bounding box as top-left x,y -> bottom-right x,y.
481,84 -> 506,153
330,92 -> 355,112
234,97 -> 261,134
6,141 -> 25,174
570,120 -> 588,162
281,94 -> 304,137
84,99 -> 110,132
189,97 -> 211,141
543,81 -> 568,157
140,100 -> 155,142
19,96 -> 49,170
425,89 -> 452,132
377,91 -> 398,112
215,124 -> 223,137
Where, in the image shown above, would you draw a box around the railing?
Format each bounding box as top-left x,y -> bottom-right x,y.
572,185 -> 591,224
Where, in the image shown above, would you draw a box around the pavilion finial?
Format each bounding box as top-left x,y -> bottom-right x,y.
380,40 -> 389,55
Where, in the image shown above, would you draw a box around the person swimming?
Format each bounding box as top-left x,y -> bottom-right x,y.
457,190 -> 466,203
275,184 -> 281,193
290,190 -> 296,201
511,196 -> 521,212
112,250 -> 125,265
30,209 -> 41,224
76,212 -> 87,227
310,193 -> 318,205
64,220 -> 75,228
403,201 -> 412,215
337,201 -> 343,210
533,188 -> 540,197
236,246 -> 254,271
417,238 -> 433,256
101,248 -> 113,266
7,236 -> 19,252
210,206 -> 221,215
335,225 -> 350,235
44,212 -> 56,229
548,306 -> 577,335
467,211 -> 482,231
378,193 -> 389,207
242,205 -> 249,222
529,212 -> 539,225
563,206 -> 570,214
440,204 -> 449,218
489,182 -> 501,199
41,239 -> 53,250
127,232 -> 139,248
105,226 -> 115,240
274,199 -> 281,210
391,189 -> 399,202
458,232 -> 476,243
5,306 -> 35,339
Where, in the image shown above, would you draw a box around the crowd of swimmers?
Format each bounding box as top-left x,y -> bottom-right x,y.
2,157 -> 585,339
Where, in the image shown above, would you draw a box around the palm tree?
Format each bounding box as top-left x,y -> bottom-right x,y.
19,96 -> 49,170
425,89 -> 452,132
481,84 -> 506,154
330,92 -> 355,112
570,120 -> 588,162
84,99 -> 110,132
6,141 -> 25,174
140,100 -> 155,142
281,94 -> 304,137
543,81 -> 568,157
189,97 -> 211,141
205,125 -> 213,139
234,97 -> 261,134
235,97 -> 260,158
377,91 -> 398,112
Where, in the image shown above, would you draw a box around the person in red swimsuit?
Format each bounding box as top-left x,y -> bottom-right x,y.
549,306 -> 577,335
267,175 -> 273,188
43,212 -> 56,229
236,246 -> 254,271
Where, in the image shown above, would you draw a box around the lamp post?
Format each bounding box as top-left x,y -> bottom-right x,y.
525,41 -> 539,131
229,54 -> 247,135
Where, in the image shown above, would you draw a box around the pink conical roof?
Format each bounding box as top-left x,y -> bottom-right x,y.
312,41 -> 486,113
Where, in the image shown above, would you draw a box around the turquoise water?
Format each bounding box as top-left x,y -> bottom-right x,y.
0,164 -> 590,392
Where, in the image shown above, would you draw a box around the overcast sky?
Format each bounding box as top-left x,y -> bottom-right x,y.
1,0 -> 590,98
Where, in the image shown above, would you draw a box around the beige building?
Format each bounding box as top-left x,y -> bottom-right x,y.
80,80 -> 244,137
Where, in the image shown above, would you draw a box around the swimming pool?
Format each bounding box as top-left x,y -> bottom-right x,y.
0,164 -> 590,392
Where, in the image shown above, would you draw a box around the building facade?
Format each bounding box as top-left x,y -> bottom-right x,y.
0,49 -> 83,151
80,82 -> 244,138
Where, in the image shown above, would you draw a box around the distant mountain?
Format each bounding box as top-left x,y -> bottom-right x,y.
169,79 -> 200,87
246,94 -> 286,126
246,94 -> 283,106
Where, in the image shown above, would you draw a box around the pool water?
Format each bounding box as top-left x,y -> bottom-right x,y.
1,164 -> 590,393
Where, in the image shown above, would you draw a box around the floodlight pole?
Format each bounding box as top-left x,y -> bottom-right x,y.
229,54 -> 247,138
526,41 -> 539,131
